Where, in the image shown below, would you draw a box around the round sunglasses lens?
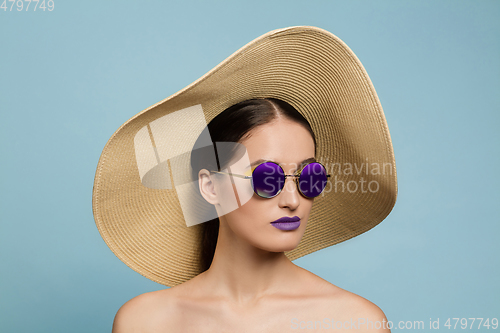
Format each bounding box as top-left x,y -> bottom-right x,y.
251,162 -> 285,198
298,162 -> 328,198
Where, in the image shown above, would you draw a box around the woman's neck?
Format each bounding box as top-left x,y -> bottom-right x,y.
201,222 -> 300,305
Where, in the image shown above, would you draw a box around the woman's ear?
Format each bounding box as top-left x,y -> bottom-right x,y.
198,169 -> 218,205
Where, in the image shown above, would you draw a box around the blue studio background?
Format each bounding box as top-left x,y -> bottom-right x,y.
1,1 -> 499,332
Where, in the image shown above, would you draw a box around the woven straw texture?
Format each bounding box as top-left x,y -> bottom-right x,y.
93,26 -> 397,286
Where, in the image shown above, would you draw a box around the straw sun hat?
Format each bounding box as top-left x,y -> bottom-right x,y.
92,26 -> 397,287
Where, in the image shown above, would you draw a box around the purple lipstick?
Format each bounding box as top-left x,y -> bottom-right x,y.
271,216 -> 301,231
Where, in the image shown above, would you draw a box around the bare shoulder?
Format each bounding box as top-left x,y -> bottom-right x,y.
112,288 -> 179,333
329,287 -> 388,322
297,269 -> 390,332
324,285 -> 390,332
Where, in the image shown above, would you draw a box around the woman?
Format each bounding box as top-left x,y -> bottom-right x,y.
93,27 -> 397,332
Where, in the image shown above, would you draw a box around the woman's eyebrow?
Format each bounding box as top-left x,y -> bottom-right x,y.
248,157 -> 316,169
249,159 -> 270,168
299,157 -> 317,166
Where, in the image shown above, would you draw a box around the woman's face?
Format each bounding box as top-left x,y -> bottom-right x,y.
212,117 -> 316,252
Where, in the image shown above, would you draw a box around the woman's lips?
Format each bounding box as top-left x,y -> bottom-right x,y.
271,216 -> 301,231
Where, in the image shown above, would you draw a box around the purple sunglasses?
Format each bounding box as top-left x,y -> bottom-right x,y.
212,161 -> 330,198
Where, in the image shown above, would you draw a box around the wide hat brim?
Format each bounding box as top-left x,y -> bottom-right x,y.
93,26 -> 397,287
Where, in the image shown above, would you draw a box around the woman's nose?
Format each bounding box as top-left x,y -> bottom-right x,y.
278,178 -> 300,210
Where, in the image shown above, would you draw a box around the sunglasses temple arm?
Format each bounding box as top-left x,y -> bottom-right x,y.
211,171 -> 252,179
284,174 -> 332,178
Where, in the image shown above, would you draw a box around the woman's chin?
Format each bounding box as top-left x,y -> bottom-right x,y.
258,238 -> 302,253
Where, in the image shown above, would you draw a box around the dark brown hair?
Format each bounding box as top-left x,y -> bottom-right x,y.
190,98 -> 316,272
